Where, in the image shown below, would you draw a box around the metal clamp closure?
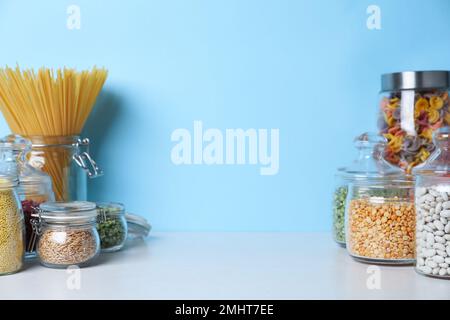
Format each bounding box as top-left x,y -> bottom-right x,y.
72,138 -> 104,178
29,206 -> 42,252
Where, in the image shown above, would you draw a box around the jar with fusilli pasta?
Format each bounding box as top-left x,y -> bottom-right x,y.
378,71 -> 450,174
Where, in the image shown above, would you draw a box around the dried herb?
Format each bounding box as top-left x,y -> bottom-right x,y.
97,217 -> 126,249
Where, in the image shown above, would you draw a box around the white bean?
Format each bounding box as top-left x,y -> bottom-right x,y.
421,266 -> 432,274
426,260 -> 438,268
434,220 -> 445,231
435,236 -> 446,244
445,223 -> 450,234
437,250 -> 448,257
440,210 -> 450,218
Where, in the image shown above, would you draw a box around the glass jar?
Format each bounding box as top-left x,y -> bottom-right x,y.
332,132 -> 396,247
96,202 -> 128,252
378,71 -> 450,173
35,201 -> 100,268
345,133 -> 416,264
0,134 -> 56,258
19,177 -> 55,258
125,213 -> 151,240
332,167 -> 348,246
26,136 -> 103,201
0,176 -> 24,275
414,127 -> 450,279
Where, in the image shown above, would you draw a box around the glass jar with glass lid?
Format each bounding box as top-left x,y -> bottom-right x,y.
378,71 -> 450,173
345,133 -> 415,265
0,134 -> 55,258
26,136 -> 103,202
332,132 -> 401,247
414,127 -> 450,279
35,201 -> 100,268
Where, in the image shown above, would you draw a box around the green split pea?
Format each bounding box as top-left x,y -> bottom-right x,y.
333,186 -> 347,244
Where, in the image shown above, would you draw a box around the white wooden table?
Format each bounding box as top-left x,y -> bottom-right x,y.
1,232 -> 449,299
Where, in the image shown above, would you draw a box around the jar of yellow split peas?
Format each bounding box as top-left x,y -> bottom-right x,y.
345,133 -> 416,265
378,71 -> 450,174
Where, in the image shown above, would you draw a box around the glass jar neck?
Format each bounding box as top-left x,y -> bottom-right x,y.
43,220 -> 96,228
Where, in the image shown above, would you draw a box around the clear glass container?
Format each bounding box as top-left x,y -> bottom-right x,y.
0,134 -> 56,258
35,201 -> 100,268
96,202 -> 128,252
378,71 -> 450,173
26,136 -> 103,201
332,167 -> 348,246
332,132 -> 399,247
345,133 -> 416,265
125,213 -> 151,240
20,177 -> 55,258
414,127 -> 450,279
0,176 -> 24,275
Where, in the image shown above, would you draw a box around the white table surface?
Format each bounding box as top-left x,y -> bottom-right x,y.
1,232 -> 449,300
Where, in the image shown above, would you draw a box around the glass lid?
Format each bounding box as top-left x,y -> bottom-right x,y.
344,132 -> 408,181
0,134 -> 53,186
126,213 -> 151,238
39,201 -> 97,223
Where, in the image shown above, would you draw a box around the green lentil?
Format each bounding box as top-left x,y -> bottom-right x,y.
332,186 -> 347,244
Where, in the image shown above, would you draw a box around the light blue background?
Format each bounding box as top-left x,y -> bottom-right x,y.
0,0 -> 449,231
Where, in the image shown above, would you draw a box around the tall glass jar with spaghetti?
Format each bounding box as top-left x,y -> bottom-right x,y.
378,71 -> 450,174
345,133 -> 416,265
25,136 -> 103,201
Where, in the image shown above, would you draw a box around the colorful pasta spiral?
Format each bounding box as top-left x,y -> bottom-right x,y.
379,91 -> 449,173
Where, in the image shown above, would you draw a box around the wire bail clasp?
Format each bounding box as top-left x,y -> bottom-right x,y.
73,138 -> 103,178
29,206 -> 43,252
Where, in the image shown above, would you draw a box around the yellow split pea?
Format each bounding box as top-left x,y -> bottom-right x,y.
348,199 -> 415,260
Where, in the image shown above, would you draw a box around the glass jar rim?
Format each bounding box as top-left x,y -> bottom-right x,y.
25,135 -> 80,147
96,201 -> 125,214
349,174 -> 414,186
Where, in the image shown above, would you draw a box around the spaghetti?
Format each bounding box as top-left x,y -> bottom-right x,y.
0,66 -> 107,200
